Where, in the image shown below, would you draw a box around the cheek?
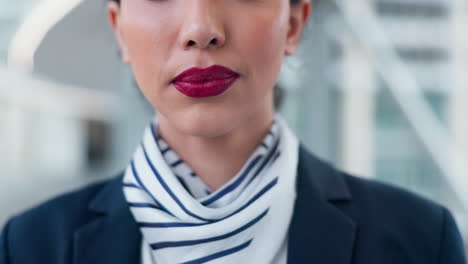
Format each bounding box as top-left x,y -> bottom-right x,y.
235,15 -> 288,94
120,11 -> 175,105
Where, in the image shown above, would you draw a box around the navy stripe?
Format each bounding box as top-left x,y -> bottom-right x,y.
176,174 -> 192,196
261,142 -> 269,149
170,159 -> 184,167
139,222 -> 208,228
123,183 -> 141,189
201,155 -> 263,206
180,239 -> 253,264
161,147 -> 170,154
134,178 -> 277,228
131,160 -> 174,217
151,124 -> 169,154
151,123 -> 161,140
128,202 -> 161,210
141,144 -> 213,222
224,177 -> 278,219
271,151 -> 281,164
246,137 -> 280,187
151,209 -> 268,250
190,172 -> 197,178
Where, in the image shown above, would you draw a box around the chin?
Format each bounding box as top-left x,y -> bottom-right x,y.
173,108 -> 244,138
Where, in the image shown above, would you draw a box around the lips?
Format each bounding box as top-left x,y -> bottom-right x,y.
171,65 -> 240,98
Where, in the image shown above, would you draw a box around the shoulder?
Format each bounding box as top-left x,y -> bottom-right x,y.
9,176 -> 115,229
299,145 -> 445,221
298,146 -> 466,262
339,170 -> 466,261
342,172 -> 444,219
0,175 -> 120,263
338,173 -> 465,262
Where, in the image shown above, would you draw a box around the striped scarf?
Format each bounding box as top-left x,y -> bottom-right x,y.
123,114 -> 299,264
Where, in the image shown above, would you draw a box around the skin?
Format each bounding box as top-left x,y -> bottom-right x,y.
108,0 -> 311,191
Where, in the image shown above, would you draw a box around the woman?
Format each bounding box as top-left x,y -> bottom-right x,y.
0,0 -> 466,263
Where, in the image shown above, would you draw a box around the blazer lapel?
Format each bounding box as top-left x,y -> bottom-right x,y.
72,145 -> 357,264
288,145 -> 357,264
73,175 -> 142,264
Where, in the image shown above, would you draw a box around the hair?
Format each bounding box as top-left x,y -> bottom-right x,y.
110,0 -> 302,6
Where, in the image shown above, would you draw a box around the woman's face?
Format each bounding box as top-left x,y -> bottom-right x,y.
108,0 -> 310,138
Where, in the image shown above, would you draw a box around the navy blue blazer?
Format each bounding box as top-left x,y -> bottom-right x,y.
1,145 -> 466,264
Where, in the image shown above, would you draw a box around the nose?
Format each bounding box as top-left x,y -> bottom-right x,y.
179,1 -> 225,50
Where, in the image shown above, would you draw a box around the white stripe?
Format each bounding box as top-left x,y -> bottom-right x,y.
124,114 -> 297,264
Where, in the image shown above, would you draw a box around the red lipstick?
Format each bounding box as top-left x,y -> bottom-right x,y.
171,65 -> 240,98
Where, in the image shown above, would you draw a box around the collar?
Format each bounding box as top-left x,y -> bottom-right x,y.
75,144 -> 356,264
286,144 -> 356,263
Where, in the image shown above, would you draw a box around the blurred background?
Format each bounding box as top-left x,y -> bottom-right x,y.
0,0 -> 467,253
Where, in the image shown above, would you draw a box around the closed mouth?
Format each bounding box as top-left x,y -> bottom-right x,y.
171,65 -> 240,98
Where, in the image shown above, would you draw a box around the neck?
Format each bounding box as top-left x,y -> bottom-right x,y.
157,108 -> 274,192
